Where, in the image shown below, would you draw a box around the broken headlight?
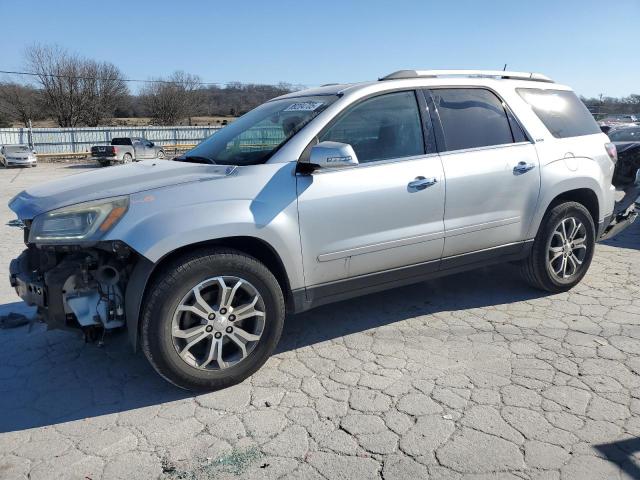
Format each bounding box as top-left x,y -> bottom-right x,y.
29,196 -> 129,243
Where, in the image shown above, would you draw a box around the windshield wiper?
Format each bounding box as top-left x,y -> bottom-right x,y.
175,155 -> 216,164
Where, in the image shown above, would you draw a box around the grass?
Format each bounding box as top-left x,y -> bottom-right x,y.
162,447 -> 263,479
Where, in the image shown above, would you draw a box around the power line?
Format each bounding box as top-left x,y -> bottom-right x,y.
0,69 -> 305,88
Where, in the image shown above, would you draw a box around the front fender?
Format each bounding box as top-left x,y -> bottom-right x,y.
117,196 -> 304,349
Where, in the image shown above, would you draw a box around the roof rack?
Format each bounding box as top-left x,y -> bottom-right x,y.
379,69 -> 554,83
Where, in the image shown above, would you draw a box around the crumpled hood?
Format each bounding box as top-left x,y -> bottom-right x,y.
9,160 -> 236,220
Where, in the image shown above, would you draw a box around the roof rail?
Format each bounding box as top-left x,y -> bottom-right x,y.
379,69 -> 554,83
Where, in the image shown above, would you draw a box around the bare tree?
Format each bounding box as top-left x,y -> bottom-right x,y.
140,71 -> 204,125
25,44 -> 128,127
0,82 -> 43,126
81,61 -> 128,126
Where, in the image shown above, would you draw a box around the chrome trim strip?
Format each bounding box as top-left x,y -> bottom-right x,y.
318,231 -> 444,262
445,216 -> 521,237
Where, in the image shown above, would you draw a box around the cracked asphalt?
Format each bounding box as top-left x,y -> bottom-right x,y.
1,163 -> 639,480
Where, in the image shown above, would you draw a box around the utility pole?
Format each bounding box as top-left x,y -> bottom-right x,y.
27,118 -> 34,150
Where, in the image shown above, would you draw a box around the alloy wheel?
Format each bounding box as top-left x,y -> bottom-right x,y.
548,216 -> 588,280
171,276 -> 266,370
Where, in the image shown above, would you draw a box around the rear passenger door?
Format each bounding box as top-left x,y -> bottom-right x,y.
424,88 -> 541,259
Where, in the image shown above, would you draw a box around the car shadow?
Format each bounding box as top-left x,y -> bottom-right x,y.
276,263 -> 546,354
63,163 -> 99,169
0,263 -> 548,434
601,217 -> 640,251
594,438 -> 640,479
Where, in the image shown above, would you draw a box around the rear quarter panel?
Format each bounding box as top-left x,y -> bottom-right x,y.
527,134 -> 616,238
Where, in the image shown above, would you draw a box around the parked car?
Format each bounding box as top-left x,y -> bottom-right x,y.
8,69 -> 637,391
599,114 -> 639,128
90,137 -> 165,166
608,126 -> 640,212
0,145 -> 37,168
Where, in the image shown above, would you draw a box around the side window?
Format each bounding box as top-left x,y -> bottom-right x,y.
432,88 -> 515,151
517,88 -> 601,139
320,91 -> 424,163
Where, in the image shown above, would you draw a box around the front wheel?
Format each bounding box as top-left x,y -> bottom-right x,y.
141,248 -> 285,391
520,201 -> 595,292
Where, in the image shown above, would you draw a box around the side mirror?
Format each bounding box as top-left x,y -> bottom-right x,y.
309,141 -> 359,169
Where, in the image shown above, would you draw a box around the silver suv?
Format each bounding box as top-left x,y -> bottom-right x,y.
8,70 -> 638,391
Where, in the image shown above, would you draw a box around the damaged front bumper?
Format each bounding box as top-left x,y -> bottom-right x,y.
9,243 -> 133,332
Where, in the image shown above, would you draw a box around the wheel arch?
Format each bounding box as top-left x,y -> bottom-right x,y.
546,188 -> 599,228
528,180 -> 603,240
125,236 -> 293,350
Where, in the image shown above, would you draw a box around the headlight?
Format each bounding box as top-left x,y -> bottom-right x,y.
29,196 -> 129,243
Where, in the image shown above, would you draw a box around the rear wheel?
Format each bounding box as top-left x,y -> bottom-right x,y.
157,150 -> 165,159
122,153 -> 132,164
520,201 -> 595,292
141,248 -> 285,391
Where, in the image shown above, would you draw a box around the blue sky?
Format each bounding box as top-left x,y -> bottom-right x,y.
1,0 -> 638,97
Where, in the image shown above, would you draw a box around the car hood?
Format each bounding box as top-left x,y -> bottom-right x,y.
9,160 -> 236,220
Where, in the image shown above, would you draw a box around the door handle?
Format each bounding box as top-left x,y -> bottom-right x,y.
513,161 -> 536,174
408,176 -> 438,190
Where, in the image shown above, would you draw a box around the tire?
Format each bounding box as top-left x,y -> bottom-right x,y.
122,153 -> 132,164
141,248 -> 285,391
520,201 -> 596,292
157,150 -> 165,160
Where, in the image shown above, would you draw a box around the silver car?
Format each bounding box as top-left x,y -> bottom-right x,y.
8,70 -> 638,391
1,144 -> 38,167
90,137 -> 165,166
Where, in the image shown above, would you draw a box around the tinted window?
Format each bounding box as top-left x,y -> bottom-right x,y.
320,91 -> 424,163
517,88 -> 601,138
432,89 -> 515,151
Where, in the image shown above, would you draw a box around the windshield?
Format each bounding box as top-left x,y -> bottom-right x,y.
4,146 -> 30,153
182,95 -> 337,165
609,128 -> 640,142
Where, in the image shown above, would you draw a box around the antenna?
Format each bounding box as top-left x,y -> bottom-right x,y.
503,64 -> 508,71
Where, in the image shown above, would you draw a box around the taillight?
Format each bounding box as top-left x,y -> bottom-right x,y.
605,142 -> 617,164
112,146 -> 118,155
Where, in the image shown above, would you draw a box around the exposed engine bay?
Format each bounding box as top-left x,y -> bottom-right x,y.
9,234 -> 137,339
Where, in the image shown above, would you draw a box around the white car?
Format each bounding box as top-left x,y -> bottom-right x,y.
0,145 -> 38,168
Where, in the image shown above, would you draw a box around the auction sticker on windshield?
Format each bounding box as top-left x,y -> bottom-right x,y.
284,102 -> 324,112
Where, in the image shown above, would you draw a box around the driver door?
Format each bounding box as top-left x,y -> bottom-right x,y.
296,91 -> 445,299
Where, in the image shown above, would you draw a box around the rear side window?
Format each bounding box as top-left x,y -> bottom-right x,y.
320,91 -> 424,163
431,88 -> 515,151
517,88 -> 601,138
